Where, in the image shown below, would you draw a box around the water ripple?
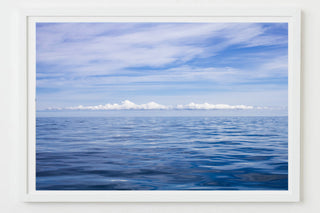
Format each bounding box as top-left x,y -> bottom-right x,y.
36,116 -> 288,190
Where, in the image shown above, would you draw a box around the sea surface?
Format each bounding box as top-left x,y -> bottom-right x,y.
36,116 -> 288,190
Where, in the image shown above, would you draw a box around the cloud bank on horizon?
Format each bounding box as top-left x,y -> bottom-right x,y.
36,22 -> 288,112
46,100 -> 256,111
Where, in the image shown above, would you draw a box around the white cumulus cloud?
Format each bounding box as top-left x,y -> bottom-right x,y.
64,100 -> 169,110
176,102 -> 254,110
48,100 -> 256,111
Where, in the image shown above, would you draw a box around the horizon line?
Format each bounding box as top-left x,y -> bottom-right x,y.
40,100 -> 287,111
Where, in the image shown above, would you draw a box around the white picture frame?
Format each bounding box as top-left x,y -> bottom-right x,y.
19,7 -> 301,202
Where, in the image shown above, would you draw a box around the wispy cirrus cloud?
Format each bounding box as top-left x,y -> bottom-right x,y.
36,22 -> 288,112
37,23 -> 287,73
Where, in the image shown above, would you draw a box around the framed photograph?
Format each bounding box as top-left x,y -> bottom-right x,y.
20,7 -> 301,202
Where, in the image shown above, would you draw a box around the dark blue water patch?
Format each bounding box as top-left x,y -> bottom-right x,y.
36,116 -> 288,190
236,147 -> 274,154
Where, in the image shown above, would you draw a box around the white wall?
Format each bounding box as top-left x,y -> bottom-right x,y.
1,0 -> 319,212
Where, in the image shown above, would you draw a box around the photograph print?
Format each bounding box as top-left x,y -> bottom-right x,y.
36,22 -> 289,190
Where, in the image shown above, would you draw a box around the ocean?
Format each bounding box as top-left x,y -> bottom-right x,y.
36,116 -> 288,190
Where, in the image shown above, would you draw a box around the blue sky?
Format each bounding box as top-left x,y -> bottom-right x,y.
36,22 -> 288,114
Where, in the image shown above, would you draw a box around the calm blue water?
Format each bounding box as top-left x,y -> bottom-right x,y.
36,116 -> 288,190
